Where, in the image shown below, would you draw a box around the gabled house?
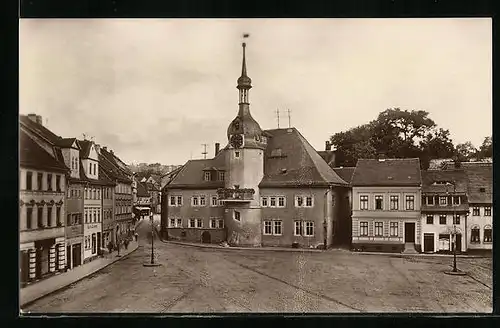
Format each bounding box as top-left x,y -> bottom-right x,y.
351,158 -> 422,253
162,41 -> 350,248
19,129 -> 68,286
420,169 -> 469,253
463,164 -> 493,251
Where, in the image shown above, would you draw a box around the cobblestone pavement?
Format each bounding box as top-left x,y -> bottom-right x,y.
23,219 -> 492,313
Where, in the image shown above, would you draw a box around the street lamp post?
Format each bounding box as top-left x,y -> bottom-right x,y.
150,211 -> 155,265
444,180 -> 465,276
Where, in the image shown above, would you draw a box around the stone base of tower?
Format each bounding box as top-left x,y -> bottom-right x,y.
225,207 -> 262,247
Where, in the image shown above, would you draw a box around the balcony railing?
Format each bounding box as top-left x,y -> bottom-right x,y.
217,188 -> 255,203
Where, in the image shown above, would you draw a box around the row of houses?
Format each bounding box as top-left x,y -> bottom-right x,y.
160,41 -> 492,254
344,158 -> 492,253
19,114 -> 135,287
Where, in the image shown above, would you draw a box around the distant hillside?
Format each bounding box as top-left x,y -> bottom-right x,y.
128,162 -> 182,177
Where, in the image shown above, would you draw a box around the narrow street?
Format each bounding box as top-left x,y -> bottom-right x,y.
23,219 -> 492,313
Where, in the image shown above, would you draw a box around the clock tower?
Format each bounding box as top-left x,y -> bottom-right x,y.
223,40 -> 267,246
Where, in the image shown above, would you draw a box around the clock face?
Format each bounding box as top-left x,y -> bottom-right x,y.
230,134 -> 243,149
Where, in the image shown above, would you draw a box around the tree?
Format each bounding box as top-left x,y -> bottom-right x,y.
330,108 -> 438,167
455,141 -> 477,161
478,136 -> 492,159
418,128 -> 456,168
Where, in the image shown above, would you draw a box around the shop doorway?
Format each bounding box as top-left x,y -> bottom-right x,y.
72,243 -> 82,267
404,223 -> 415,243
423,233 -> 434,252
201,231 -> 211,244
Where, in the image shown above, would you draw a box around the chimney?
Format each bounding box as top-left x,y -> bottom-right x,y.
27,113 -> 37,123
36,115 -> 43,125
325,140 -> 332,151
215,143 -> 220,156
103,146 -> 107,151
95,144 -> 101,154
110,149 -> 114,155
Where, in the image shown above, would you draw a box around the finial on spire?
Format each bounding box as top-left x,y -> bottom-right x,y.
237,33 -> 252,92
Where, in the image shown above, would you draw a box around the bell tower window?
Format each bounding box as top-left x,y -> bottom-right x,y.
235,151 -> 240,158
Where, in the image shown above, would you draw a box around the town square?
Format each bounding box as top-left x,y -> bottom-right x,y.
19,18 -> 492,313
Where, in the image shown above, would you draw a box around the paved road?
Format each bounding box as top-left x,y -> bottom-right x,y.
24,219 -> 492,313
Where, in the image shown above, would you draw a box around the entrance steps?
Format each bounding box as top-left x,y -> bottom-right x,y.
402,243 -> 418,254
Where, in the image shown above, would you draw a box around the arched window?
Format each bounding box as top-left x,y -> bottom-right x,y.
470,225 -> 480,243
484,225 -> 492,243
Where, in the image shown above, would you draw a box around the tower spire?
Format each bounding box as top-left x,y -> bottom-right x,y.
237,34 -> 252,105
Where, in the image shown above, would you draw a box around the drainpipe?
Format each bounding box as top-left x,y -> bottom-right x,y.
323,185 -> 334,250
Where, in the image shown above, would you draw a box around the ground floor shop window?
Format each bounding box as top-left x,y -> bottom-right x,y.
390,222 -> 398,237
438,234 -> 450,251
360,222 -> 368,236
484,227 -> 492,242
92,234 -> 96,254
471,227 -> 480,243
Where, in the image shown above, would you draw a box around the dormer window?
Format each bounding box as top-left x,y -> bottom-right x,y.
204,172 -> 211,181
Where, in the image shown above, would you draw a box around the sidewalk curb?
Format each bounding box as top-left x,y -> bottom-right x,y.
153,227 -> 323,253
353,251 -> 490,259
20,243 -> 140,309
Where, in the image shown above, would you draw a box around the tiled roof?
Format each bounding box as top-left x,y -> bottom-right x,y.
421,170 -> 468,194
166,152 -> 226,189
166,128 -> 348,189
20,130 -> 68,173
56,138 -> 79,149
259,128 -> 348,187
463,165 -> 492,204
332,167 -> 356,185
137,182 -> 150,197
443,161 -> 493,170
352,158 -> 421,187
19,115 -> 62,144
78,140 -> 92,158
99,148 -> 132,184
317,150 -> 336,167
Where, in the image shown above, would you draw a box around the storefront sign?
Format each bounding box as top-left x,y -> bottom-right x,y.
86,223 -> 99,229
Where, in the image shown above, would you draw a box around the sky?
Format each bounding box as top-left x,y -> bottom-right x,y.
19,18 -> 492,165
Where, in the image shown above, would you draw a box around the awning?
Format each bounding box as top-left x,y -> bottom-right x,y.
134,206 -> 151,211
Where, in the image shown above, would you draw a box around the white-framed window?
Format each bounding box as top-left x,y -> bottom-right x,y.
294,221 -> 303,236
389,222 -> 398,237
295,196 -> 303,207
439,196 -> 448,206
217,219 -> 224,229
204,172 -> 211,181
472,207 -> 480,216
390,195 -> 399,210
484,207 -> 492,216
360,195 -> 369,210
360,221 -> 368,236
189,218 -> 196,228
426,215 -> 433,224
191,196 -> 199,207
176,196 -> 183,206
405,195 -> 415,210
295,196 -> 314,208
211,196 -> 218,207
218,199 -> 224,206
471,226 -> 480,243
264,221 -> 272,235
234,211 -> 241,221
200,196 -> 206,206
453,196 -> 461,205
218,171 -> 225,181
305,196 -> 313,207
176,218 -> 182,228
427,196 -> 434,206
484,226 -> 492,242
196,219 -> 203,228
270,197 -> 277,207
210,218 -> 217,228
304,221 -> 314,236
170,196 -> 176,206
375,195 -> 383,210
169,218 -> 176,227
273,220 -> 282,235
277,197 -> 286,208
374,222 -> 383,236
261,197 -> 268,207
